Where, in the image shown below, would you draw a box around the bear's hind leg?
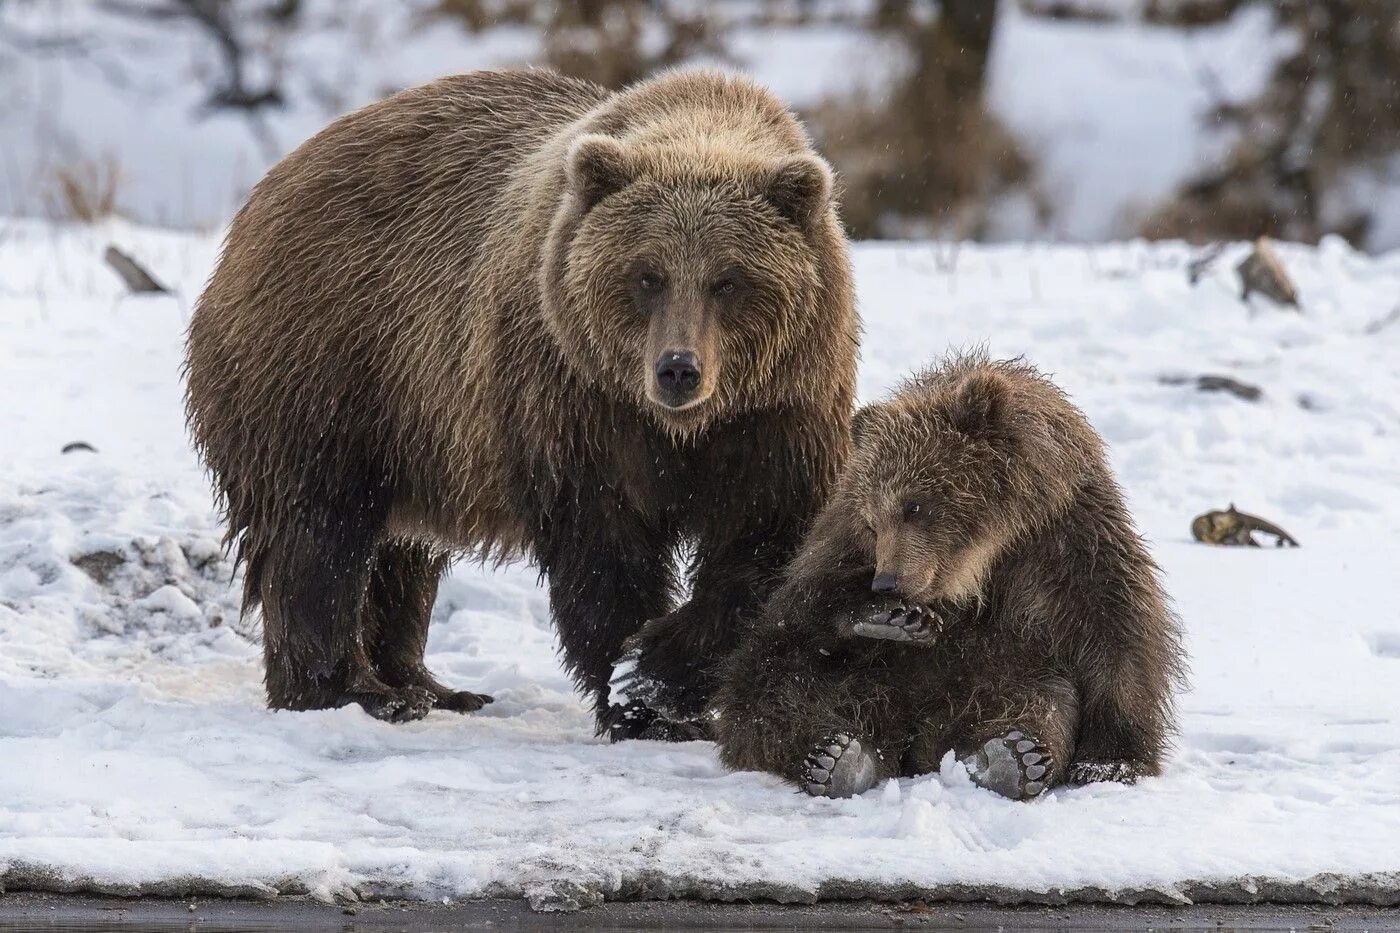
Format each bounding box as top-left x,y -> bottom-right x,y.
256,505 -> 435,722
362,539 -> 493,714
913,675 -> 1078,801
712,631 -> 907,797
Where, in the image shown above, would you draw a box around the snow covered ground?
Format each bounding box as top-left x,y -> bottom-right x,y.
2,220 -> 1399,906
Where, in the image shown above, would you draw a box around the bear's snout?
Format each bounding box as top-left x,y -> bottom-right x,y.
871,572 -> 900,594
654,350 -> 702,406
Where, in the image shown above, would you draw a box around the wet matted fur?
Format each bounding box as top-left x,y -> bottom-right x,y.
712,354 -> 1186,792
184,68 -> 858,730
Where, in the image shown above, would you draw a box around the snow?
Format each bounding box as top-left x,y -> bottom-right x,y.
3,220 -> 1400,905
988,2 -> 1290,241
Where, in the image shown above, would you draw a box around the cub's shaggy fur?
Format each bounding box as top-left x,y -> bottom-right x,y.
185,69 -> 858,732
712,356 -> 1185,797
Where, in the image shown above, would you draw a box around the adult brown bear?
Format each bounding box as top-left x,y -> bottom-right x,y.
184,69 -> 858,737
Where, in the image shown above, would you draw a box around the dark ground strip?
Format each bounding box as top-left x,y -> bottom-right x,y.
1,893 -> 1399,932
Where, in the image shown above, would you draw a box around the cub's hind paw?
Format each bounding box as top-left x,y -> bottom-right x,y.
851,603 -> 943,645
802,732 -> 879,799
962,730 -> 1056,801
1067,759 -> 1147,786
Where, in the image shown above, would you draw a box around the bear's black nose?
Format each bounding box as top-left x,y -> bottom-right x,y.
655,351 -> 702,397
871,572 -> 899,594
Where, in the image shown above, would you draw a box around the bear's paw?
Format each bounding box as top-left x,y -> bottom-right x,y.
851,603 -> 944,645
962,730 -> 1056,801
802,732 -> 880,799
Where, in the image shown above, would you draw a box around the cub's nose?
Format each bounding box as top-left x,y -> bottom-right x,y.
654,351 -> 702,398
871,572 -> 899,594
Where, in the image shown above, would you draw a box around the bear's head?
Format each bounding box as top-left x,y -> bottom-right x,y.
837,358 -> 1086,607
541,132 -> 839,434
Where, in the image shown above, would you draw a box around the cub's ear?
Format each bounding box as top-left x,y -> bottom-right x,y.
764,154 -> 833,229
851,404 -> 883,447
566,134 -> 636,211
946,371 -> 1009,439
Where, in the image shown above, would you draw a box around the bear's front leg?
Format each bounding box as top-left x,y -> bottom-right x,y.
614,519 -> 799,725
531,489 -> 676,739
615,409 -> 844,733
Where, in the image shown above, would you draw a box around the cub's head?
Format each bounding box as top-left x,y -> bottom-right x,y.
541,133 -> 838,433
840,359 -> 1083,606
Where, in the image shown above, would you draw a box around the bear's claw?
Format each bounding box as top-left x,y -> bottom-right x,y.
852,602 -> 943,644
802,732 -> 879,798
962,729 -> 1057,801
1067,758 -> 1146,786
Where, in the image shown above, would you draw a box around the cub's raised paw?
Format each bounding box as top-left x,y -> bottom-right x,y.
962,730 -> 1056,801
1067,758 -> 1146,786
851,602 -> 943,644
354,686 -> 437,723
802,732 -> 879,799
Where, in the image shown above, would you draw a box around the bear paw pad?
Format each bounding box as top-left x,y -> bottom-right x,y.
802,732 -> 879,799
963,730 -> 1056,801
852,603 -> 944,644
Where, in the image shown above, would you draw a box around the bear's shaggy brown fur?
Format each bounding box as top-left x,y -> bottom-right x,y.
184,68 -> 858,732
712,355 -> 1185,798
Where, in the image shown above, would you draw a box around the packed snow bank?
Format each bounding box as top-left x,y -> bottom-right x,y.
3,220 -> 1400,906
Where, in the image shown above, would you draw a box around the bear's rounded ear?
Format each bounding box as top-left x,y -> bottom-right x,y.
566,134 -> 636,212
851,403 -> 883,447
764,154 -> 833,229
947,371 -> 1008,439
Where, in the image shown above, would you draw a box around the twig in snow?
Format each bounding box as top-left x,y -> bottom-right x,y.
104,245 -> 170,294
1187,242 -> 1226,285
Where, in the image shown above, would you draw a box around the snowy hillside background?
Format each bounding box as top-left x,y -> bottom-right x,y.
4,0 -> 1400,249
2,223 -> 1399,902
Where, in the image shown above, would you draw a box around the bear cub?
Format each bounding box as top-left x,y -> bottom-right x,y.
712,354 -> 1186,800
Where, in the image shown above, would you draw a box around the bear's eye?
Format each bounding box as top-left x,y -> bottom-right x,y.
712,278 -> 737,297
637,271 -> 665,292
903,502 -> 922,521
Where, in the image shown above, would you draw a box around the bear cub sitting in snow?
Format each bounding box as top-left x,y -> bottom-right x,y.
712,355 -> 1185,800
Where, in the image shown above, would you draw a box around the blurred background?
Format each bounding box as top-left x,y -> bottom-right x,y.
2,0 -> 1398,250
